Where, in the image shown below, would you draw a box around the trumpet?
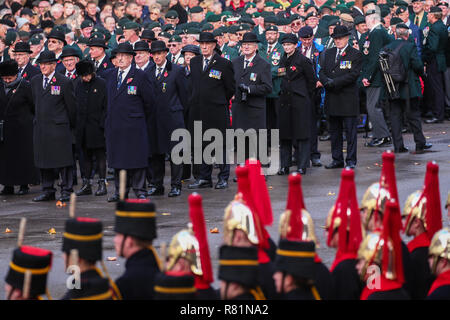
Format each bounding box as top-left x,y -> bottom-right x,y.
379,52 -> 399,100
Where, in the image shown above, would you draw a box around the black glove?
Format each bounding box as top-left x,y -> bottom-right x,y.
324,79 -> 335,90
238,83 -> 250,93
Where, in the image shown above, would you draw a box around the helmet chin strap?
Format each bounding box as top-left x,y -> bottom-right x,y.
224,282 -> 229,300
281,272 -> 286,295
120,234 -> 128,258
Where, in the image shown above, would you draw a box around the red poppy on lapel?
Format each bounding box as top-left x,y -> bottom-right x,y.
52,77 -> 56,82
290,66 -> 296,71
248,62 -> 254,67
103,62 -> 107,68
23,72 -> 27,78
57,60 -> 61,64
341,51 -> 346,57
164,71 -> 168,77
126,78 -> 133,84
314,52 -> 319,56
72,74 -> 76,79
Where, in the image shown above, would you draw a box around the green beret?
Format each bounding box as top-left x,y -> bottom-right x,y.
165,10 -> 178,19
124,21 -> 140,30
206,14 -> 220,22
244,2 -> 256,9
237,24 -> 251,32
290,0 -> 300,8
90,32 -> 105,40
213,29 -> 223,37
76,36 -> 89,44
394,0 -> 408,6
148,22 -> 161,30
5,30 -> 17,46
252,12 -> 260,18
190,6 -> 203,14
277,17 -> 291,26
187,27 -> 200,35
264,16 -> 278,24
158,32 -> 172,39
305,12 -> 319,20
29,36 -> 41,45
346,1 -> 355,8
265,25 -> 278,32
169,35 -> 182,42
265,1 -> 276,7
362,0 -> 377,6
162,24 -> 175,32
260,11 -> 275,18
228,25 -> 239,34
201,23 -> 214,32
354,15 -> 366,25
81,19 -> 94,29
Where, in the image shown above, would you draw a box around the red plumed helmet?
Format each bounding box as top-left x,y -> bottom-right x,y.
189,192 -> 214,289
328,169 -> 362,271
379,151 -> 399,205
285,172 -> 305,240
422,161 -> 442,239
381,199 -> 405,284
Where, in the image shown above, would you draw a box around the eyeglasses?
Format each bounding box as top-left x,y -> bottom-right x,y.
291,22 -> 302,27
150,12 -> 159,15
48,40 -> 60,44
167,44 -> 178,47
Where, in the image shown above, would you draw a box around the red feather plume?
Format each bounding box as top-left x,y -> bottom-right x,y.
188,192 -> 214,289
285,173 -> 305,241
423,162 -> 442,239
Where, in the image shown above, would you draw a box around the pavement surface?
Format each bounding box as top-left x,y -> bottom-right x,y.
0,122 -> 449,299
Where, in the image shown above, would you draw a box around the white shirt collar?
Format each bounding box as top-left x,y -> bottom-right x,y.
43,71 -> 55,86
65,68 -> 76,76
354,6 -> 363,15
138,60 -> 150,70
96,54 -> 106,65
337,44 -> 348,54
118,64 -> 132,80
244,53 -> 256,63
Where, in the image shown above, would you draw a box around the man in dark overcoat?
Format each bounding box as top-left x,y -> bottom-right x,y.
231,32 -> 272,163
186,32 -> 235,190
12,42 -> 40,82
103,43 -> 155,201
31,50 -> 77,202
277,34 -> 316,176
319,26 -> 363,169
146,41 -> 188,198
0,60 -> 38,195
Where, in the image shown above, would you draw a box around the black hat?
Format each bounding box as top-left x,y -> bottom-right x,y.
165,10 -> 179,19
396,23 -> 409,30
134,40 -> 151,52
218,245 -> 259,288
150,40 -> 169,53
40,20 -> 54,29
154,272 -> 197,300
363,0 -> 377,6
240,32 -> 260,43
13,41 -> 32,53
0,19 -> 15,28
181,44 -> 200,55
60,46 -> 82,59
365,9 -> 378,16
110,48 -> 118,60
162,24 -> 175,32
331,25 -> 351,38
21,8 -> 35,17
76,59 -> 95,76
47,29 -> 67,45
62,217 -> 103,262
36,50 -> 58,63
390,17 -> 403,25
298,26 -> 314,38
87,37 -> 108,49
0,60 -> 19,76
197,32 -> 217,43
274,240 -> 316,280
141,29 -> 157,41
115,42 -> 136,56
114,199 -> 157,241
81,19 -> 94,29
280,33 -> 299,44
429,6 -> 443,13
5,246 -> 52,297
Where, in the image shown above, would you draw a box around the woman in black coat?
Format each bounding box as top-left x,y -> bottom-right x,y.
0,60 -> 39,195
277,34 -> 316,175
73,60 -> 108,196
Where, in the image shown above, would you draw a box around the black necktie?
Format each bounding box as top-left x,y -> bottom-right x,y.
43,77 -> 49,89
203,58 -> 209,71
156,67 -> 163,78
335,49 -> 341,63
244,60 -> 249,68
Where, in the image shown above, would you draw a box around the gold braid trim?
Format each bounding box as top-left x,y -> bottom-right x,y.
311,285 -> 321,300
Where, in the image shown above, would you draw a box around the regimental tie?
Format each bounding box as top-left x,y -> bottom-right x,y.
203,58 -> 209,71
414,16 -> 419,26
244,60 -> 249,69
267,44 -> 273,55
43,77 -> 49,89
335,48 -> 342,63
172,56 -> 176,64
95,60 -> 100,69
18,67 -> 23,75
156,67 -> 163,79
66,71 -> 72,78
117,70 -> 123,89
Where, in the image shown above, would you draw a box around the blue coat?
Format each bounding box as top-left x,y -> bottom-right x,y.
147,60 -> 188,156
103,65 -> 155,169
408,22 -> 423,58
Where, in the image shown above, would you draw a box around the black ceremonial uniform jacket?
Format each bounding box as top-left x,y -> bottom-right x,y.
61,269 -> 119,300
331,258 -> 363,300
20,62 -> 41,81
231,54 -> 272,131
115,248 -> 161,300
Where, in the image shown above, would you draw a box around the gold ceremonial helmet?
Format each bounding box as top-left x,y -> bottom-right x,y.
166,224 -> 203,276
223,195 -> 259,246
428,228 -> 450,275
357,232 -> 397,281
324,205 -> 349,233
279,208 -> 318,245
360,183 -> 391,230
402,190 -> 427,234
